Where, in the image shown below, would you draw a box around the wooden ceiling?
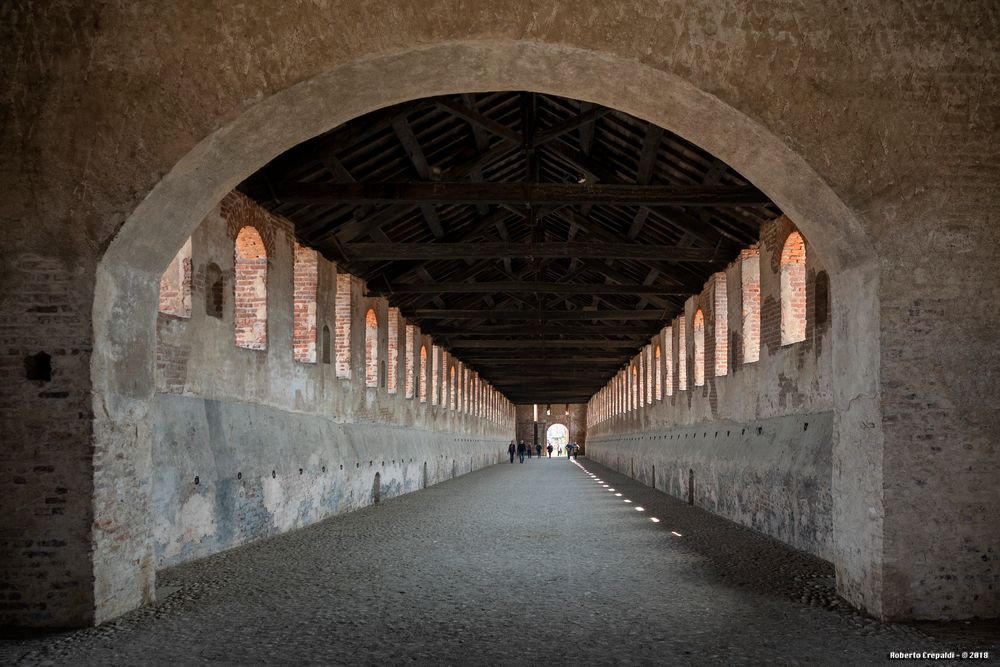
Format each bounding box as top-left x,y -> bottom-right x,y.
239,92 -> 780,404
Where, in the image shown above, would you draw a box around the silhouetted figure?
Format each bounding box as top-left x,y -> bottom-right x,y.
526,444 -> 532,459
508,441 -> 516,464
566,443 -> 573,459
535,444 -> 543,458
572,442 -> 579,459
517,441 -> 527,464
546,444 -> 553,458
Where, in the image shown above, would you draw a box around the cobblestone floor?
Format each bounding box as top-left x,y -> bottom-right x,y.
3,457 -> 998,666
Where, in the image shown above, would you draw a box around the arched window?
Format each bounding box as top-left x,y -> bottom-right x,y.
321,325 -> 331,364
462,368 -> 469,412
646,345 -> 654,404
693,309 -> 705,387
335,272 -> 351,378
677,320 -> 687,391
440,351 -> 449,407
431,345 -> 440,406
205,261 -> 224,319
638,352 -> 645,409
713,273 -> 728,377
741,250 -> 761,364
159,237 -> 193,318
654,345 -> 662,401
293,244 -> 318,363
450,366 -> 457,409
631,365 -> 638,412
387,308 -> 399,393
405,325 -> 416,398
234,227 -> 267,350
781,231 -> 807,345
419,346 -> 428,402
365,308 -> 378,388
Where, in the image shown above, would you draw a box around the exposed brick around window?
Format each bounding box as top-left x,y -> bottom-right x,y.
741,249 -> 761,364
234,227 -> 267,350
159,237 -> 192,318
405,325 -> 416,398
387,308 -> 399,393
693,309 -> 706,387
713,273 -> 728,377
335,272 -> 351,378
292,244 -> 318,363
780,231 -> 807,345
365,309 -> 378,388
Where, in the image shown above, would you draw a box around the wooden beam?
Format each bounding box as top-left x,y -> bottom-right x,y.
412,309 -> 667,321
275,182 -> 770,207
534,106 -> 613,146
369,281 -> 692,296
470,359 -> 621,366
435,99 -> 522,144
418,323 -> 662,336
441,340 -> 642,349
346,242 -> 725,262
392,118 -> 446,240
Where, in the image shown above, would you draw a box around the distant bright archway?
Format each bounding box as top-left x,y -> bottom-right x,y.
546,423 -> 569,449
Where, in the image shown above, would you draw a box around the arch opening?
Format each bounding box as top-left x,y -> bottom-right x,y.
91,40 -> 880,625
546,423 -> 569,449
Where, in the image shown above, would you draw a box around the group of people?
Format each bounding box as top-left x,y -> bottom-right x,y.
507,440 -> 580,463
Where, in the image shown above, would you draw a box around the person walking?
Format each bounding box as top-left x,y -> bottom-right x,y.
546,444 -> 553,458
572,442 -> 579,459
526,443 -> 532,460
516,441 -> 527,464
508,441 -> 516,464
566,443 -> 573,459
535,443 -> 543,459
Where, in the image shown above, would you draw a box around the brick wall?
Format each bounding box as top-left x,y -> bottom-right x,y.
233,227 -> 268,351
780,231 -> 807,345
419,345 -> 428,402
404,325 -> 416,398
158,238 -> 192,318
364,309 -> 378,388
713,273 -> 728,377
387,308 -> 399,394
740,248 -> 761,365
335,273 -> 352,378
292,244 -> 318,363
431,345 -> 440,406
593,217 -> 827,429
587,217 -> 833,561
693,309 -> 705,387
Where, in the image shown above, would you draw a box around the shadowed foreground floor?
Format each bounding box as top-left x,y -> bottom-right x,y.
3,457 -> 997,665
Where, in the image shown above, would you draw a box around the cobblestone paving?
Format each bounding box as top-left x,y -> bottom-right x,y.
3,458 -> 998,666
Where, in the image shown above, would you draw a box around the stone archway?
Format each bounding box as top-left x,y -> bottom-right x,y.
91,40 -> 880,623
